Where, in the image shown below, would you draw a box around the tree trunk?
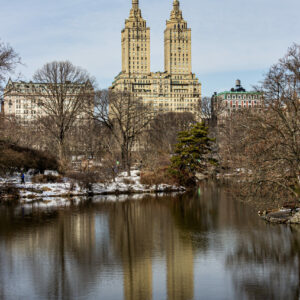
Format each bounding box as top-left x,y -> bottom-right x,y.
58,140 -> 66,171
127,150 -> 132,177
127,163 -> 131,177
121,148 -> 126,171
121,144 -> 131,177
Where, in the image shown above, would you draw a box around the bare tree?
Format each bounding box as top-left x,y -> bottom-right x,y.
194,96 -> 210,122
32,61 -> 94,168
142,112 -> 195,169
0,115 -> 21,144
0,41 -> 21,89
194,95 -> 226,126
219,44 -> 300,201
193,96 -> 225,167
66,121 -> 105,171
0,41 -> 21,104
93,90 -> 153,175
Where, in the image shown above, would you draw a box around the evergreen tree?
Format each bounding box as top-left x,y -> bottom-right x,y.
170,122 -> 216,186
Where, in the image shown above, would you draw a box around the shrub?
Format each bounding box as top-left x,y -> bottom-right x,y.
67,171 -> 107,184
66,171 -> 107,192
123,178 -> 135,185
0,184 -> 20,203
0,140 -> 59,174
140,167 -> 178,186
41,187 -> 52,192
32,174 -> 63,184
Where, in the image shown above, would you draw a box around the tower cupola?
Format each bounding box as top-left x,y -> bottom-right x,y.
121,0 -> 151,74
164,0 -> 191,74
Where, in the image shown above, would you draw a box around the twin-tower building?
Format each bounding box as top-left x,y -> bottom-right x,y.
111,0 -> 201,114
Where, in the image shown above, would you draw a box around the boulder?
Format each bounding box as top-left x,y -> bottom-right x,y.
289,212 -> 300,224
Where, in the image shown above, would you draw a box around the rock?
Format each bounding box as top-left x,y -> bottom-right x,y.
267,210 -> 291,219
262,215 -> 289,224
260,209 -> 292,224
289,212 -> 300,224
258,210 -> 267,216
195,173 -> 207,180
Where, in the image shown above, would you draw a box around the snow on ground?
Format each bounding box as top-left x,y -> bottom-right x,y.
93,170 -> 184,194
0,170 -> 185,207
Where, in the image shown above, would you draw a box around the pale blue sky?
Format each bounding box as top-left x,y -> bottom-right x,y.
1,0 -> 299,96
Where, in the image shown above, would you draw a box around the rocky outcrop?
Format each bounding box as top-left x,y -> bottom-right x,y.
259,207 -> 300,224
288,212 -> 300,224
260,210 -> 292,224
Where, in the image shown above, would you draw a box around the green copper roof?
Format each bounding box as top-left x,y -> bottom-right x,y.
217,91 -> 262,96
218,92 -> 262,96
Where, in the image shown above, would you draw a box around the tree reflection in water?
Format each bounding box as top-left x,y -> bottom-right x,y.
0,184 -> 299,300
226,225 -> 300,299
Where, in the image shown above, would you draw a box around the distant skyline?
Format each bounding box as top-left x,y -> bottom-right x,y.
1,0 -> 299,96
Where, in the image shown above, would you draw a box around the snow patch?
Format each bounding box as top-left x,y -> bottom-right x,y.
1,170 -> 185,208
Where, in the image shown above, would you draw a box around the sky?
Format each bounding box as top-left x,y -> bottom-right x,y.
0,0 -> 299,96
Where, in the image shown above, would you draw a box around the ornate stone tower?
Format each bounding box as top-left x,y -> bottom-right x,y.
111,0 -> 201,117
121,0 -> 151,74
164,0 -> 192,74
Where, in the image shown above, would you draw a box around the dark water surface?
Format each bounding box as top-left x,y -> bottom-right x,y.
0,183 -> 299,300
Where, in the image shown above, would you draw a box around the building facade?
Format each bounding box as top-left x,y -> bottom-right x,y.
111,0 -> 201,115
212,80 -> 263,119
2,79 -> 94,125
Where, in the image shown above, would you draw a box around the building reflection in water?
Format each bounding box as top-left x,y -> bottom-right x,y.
107,197 -> 195,300
1,184 -> 300,299
0,196 -> 197,300
108,201 -> 154,300
0,208 -> 114,299
166,227 -> 194,300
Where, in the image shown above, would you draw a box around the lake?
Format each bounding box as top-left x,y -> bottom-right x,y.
0,182 -> 299,300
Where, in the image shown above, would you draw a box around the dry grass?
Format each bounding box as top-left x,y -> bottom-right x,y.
123,178 -> 135,185
0,184 -> 20,202
140,167 -> 178,186
32,174 -> 63,184
25,194 -> 38,200
66,171 -> 108,184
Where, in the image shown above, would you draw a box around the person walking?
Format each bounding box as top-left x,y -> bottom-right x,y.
21,172 -> 25,184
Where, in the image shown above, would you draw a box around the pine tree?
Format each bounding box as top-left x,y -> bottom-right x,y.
170,122 -> 216,186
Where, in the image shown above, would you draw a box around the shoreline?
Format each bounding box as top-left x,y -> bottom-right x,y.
0,170 -> 186,207
259,206 -> 300,224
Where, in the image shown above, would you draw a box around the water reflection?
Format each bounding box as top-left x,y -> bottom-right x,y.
226,225 -> 300,299
0,184 -> 299,299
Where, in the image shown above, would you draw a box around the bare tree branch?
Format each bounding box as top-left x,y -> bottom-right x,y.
32,61 -> 94,167
91,89 -> 153,175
